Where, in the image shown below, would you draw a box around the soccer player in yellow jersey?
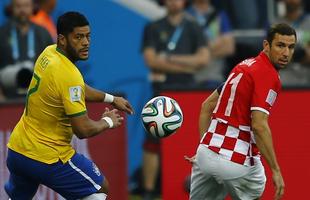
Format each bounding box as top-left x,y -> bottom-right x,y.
4,12 -> 134,200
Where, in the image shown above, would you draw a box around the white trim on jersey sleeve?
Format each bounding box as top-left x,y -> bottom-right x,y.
250,107 -> 270,115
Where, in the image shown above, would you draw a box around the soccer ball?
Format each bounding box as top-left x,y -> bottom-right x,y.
141,96 -> 183,138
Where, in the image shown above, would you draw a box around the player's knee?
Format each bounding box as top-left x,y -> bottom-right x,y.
98,178 -> 109,194
81,179 -> 109,200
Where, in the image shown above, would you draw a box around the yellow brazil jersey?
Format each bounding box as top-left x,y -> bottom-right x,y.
8,44 -> 87,164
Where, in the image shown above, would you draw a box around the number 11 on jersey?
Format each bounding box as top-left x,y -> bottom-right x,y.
213,72 -> 244,117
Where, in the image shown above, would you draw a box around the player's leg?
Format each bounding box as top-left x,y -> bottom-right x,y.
223,161 -> 266,200
42,153 -> 107,200
5,173 -> 39,200
190,145 -> 227,200
190,162 -> 227,200
5,149 -> 40,200
80,177 -> 109,200
97,176 -> 109,194
80,193 -> 107,200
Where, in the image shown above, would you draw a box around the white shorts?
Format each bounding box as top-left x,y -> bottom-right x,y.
190,145 -> 266,200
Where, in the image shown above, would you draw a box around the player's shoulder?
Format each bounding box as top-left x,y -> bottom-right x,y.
237,53 -> 268,71
231,57 -> 265,81
233,57 -> 258,73
37,45 -> 61,69
37,45 -> 78,77
237,56 -> 279,86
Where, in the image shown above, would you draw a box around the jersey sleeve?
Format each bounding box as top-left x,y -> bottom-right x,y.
58,72 -> 87,117
250,68 -> 280,115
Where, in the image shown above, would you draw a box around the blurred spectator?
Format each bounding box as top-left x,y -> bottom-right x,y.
141,0 -> 209,199
0,0 -> 10,25
273,0 -> 310,87
187,0 -> 235,88
303,0 -> 310,13
0,0 -> 53,100
220,0 -> 268,77
31,0 -> 57,41
221,0 -> 268,30
142,0 -> 209,89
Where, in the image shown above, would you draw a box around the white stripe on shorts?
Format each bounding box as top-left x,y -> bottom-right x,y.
68,160 -> 101,190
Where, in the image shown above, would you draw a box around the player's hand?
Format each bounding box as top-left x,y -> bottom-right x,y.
102,108 -> 124,128
272,170 -> 285,200
112,96 -> 134,115
184,155 -> 196,164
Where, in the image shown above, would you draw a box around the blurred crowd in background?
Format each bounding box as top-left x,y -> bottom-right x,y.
0,0 -> 309,199
0,0 -> 309,103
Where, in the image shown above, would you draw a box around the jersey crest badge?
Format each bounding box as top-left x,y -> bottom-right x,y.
69,86 -> 82,102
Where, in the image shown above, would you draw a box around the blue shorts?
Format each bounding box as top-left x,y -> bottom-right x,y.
5,149 -> 104,200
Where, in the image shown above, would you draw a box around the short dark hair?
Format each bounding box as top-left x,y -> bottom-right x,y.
266,23 -> 297,45
57,11 -> 89,36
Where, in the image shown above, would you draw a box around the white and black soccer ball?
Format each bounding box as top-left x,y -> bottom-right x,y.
141,96 -> 183,138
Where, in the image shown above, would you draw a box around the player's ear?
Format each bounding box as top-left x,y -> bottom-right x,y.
58,34 -> 66,46
263,40 -> 270,53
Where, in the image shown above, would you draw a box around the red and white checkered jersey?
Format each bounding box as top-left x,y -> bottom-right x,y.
201,119 -> 259,166
201,52 -> 281,166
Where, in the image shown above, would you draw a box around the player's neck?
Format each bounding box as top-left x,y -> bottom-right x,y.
56,45 -> 76,63
263,50 -> 281,71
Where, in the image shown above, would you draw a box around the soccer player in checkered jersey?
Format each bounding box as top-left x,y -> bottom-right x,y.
186,23 -> 297,200
5,12 -> 134,200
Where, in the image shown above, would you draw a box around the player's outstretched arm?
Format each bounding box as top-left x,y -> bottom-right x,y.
70,108 -> 124,139
112,96 -> 134,115
85,84 -> 134,115
251,111 -> 285,200
85,84 -> 106,102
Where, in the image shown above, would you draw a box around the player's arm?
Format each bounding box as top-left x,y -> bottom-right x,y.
85,84 -> 134,114
84,84 -> 106,102
199,83 -> 223,137
70,108 -> 123,139
185,87 -> 220,164
251,111 -> 284,200
199,89 -> 220,138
